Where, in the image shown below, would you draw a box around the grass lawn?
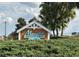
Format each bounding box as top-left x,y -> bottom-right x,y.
0,36 -> 79,57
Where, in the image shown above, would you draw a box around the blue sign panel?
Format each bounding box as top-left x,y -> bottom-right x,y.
25,30 -> 45,40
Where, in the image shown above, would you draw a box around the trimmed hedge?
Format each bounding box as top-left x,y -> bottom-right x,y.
0,37 -> 79,57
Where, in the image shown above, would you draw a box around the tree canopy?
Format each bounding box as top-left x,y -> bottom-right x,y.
39,2 -> 77,37
15,17 -> 26,30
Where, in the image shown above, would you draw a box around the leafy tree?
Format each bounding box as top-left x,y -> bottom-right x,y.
39,2 -> 77,37
15,17 -> 26,39
15,17 -> 26,30
54,2 -> 76,36
8,17 -> 26,39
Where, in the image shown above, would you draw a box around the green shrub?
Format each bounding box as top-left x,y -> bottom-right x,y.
0,37 -> 79,56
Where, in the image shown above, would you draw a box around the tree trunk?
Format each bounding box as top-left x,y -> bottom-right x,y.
56,28 -> 59,37
61,23 -> 64,36
61,28 -> 63,36
53,30 -> 55,37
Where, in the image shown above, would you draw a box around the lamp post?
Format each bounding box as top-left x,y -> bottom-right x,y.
4,19 -> 7,40
5,21 -> 6,39
4,17 -> 13,40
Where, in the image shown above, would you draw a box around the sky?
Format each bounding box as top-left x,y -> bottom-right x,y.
0,2 -> 79,36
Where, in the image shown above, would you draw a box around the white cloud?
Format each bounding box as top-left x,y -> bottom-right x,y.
19,2 -> 41,8
26,8 -> 32,13
5,17 -> 13,23
0,12 -> 6,17
0,2 -> 41,36
0,12 -> 6,24
0,2 -> 41,24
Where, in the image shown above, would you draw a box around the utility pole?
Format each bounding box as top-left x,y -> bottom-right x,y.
3,17 -> 13,40
4,21 -> 6,40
